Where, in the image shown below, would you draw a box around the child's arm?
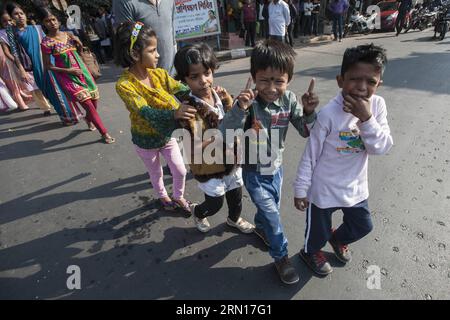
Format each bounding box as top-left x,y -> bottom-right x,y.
116,82 -> 194,137
214,86 -> 233,112
219,85 -> 254,133
293,118 -> 329,211
357,97 -> 393,155
343,95 -> 393,155
291,79 -> 319,137
290,92 -> 317,138
161,68 -> 191,98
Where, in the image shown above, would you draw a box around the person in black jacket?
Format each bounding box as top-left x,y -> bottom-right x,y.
286,0 -> 298,46
395,0 -> 412,35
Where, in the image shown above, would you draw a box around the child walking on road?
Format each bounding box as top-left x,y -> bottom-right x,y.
293,44 -> 393,276
221,39 -> 319,285
174,43 -> 254,234
115,21 -> 195,213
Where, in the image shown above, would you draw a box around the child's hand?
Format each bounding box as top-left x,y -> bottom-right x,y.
237,89 -> 257,110
214,86 -> 228,100
237,77 -> 258,110
301,78 -> 319,115
294,197 -> 309,211
175,102 -> 197,120
343,94 -> 372,122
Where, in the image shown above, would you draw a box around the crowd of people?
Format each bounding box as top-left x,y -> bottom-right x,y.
0,2 -> 115,142
227,0 -> 350,47
2,0 -> 394,286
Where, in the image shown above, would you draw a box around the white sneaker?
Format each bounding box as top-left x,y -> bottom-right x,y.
226,217 -> 255,234
193,209 -> 211,233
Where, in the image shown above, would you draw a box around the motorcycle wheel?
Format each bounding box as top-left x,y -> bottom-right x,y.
439,21 -> 448,40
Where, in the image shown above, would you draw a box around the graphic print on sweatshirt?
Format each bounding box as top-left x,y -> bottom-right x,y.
336,126 -> 365,154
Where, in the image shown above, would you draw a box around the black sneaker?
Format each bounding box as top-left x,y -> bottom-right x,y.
274,255 -> 299,285
329,235 -> 352,263
254,227 -> 270,247
299,249 -> 333,276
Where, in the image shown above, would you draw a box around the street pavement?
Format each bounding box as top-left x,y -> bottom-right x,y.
0,29 -> 449,300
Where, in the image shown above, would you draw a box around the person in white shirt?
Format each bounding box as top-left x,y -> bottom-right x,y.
293,44 -> 393,276
268,0 -> 291,42
302,0 -> 313,36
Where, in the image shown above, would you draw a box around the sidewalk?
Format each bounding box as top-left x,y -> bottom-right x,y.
215,34 -> 334,61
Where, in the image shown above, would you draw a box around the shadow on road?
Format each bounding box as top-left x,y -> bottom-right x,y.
0,206 -> 314,299
299,50 -> 450,95
0,173 -> 157,225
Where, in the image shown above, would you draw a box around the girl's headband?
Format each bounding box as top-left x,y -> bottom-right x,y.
130,22 -> 144,54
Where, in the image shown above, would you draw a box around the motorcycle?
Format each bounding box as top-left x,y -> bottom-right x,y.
343,10 -> 378,37
404,5 -> 427,32
434,4 -> 450,40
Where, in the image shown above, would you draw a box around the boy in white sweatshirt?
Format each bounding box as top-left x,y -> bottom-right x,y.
293,44 -> 393,276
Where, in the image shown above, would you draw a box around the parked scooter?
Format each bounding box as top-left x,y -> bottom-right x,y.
404,4 -> 426,32
343,9 -> 378,37
434,3 -> 450,40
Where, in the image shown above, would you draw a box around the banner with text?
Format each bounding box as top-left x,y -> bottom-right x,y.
175,0 -> 221,40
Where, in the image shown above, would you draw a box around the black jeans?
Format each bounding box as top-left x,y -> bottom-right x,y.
311,13 -> 319,35
302,15 -> 312,35
286,22 -> 294,46
396,11 -> 407,34
244,21 -> 257,46
194,187 -> 242,222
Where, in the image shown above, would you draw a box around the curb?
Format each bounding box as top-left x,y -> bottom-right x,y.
215,35 -> 334,62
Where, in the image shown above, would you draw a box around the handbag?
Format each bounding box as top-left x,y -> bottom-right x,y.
79,47 -> 101,79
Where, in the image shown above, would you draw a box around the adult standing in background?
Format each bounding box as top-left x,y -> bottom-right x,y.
285,0 -> 297,46
328,0 -> 348,42
395,0 -> 412,36
241,0 -> 257,47
113,0 -> 176,74
267,0 -> 291,42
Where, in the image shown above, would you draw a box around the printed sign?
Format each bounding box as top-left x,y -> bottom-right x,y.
174,0 -> 221,40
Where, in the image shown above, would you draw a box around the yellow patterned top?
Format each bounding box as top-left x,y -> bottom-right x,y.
116,68 -> 189,149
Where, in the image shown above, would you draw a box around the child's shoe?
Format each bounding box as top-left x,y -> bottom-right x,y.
191,203 -> 211,232
226,217 -> 255,234
274,255 -> 299,285
174,198 -> 194,217
193,215 -> 211,233
299,249 -> 333,276
329,233 -> 352,263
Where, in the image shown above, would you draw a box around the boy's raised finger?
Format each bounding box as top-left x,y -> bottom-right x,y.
307,78 -> 315,93
245,76 -> 253,90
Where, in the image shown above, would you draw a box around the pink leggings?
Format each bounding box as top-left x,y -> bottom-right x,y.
135,138 -> 187,200
80,99 -> 107,135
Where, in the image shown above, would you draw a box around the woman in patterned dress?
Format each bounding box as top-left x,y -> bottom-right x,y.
6,2 -> 81,124
38,7 -> 114,143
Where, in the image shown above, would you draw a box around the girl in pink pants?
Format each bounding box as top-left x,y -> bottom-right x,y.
115,22 -> 197,213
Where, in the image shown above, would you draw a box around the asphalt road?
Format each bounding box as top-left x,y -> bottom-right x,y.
0,29 -> 449,300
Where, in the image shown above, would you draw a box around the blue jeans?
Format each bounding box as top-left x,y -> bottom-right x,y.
243,167 -> 288,260
332,14 -> 343,39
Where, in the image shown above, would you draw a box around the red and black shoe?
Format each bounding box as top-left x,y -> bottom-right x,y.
299,249 -> 333,276
329,230 -> 352,263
